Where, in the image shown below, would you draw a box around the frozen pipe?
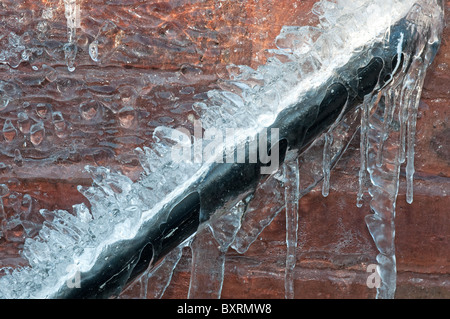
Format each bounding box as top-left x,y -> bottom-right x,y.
51,12 -> 438,298
0,0 -> 442,299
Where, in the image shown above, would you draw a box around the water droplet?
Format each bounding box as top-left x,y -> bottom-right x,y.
36,103 -> 50,119
89,40 -> 99,62
43,64 -> 57,82
52,111 -> 65,130
30,122 -> 45,146
0,184 -> 9,197
52,111 -> 67,137
14,149 -> 23,166
118,106 -> 135,128
0,93 -> 10,111
17,112 -> 30,134
3,119 -> 17,142
0,162 -> 9,172
63,42 -> 77,72
79,100 -> 100,121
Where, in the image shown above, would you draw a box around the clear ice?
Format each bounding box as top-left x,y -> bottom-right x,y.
0,0 -> 444,299
283,159 -> 300,299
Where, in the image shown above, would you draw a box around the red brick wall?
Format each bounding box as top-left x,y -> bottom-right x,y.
0,0 -> 447,299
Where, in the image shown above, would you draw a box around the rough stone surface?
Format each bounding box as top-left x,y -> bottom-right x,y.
0,0 -> 448,298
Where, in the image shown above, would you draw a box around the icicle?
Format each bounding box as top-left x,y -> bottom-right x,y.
188,200 -> 247,299
357,94 -> 372,207
283,159 -> 299,299
365,90 -> 401,298
187,226 -> 225,299
121,244 -> 185,299
231,172 -> 285,254
0,185 -> 9,236
64,0 -> 80,44
63,0 -> 80,72
322,133 -> 332,197
376,48 -> 409,168
405,59 -> 427,204
322,98 -> 348,197
398,86 -> 409,164
361,56 -> 433,297
145,245 -> 184,299
364,49 -> 430,297
376,87 -> 398,167
89,41 -> 99,62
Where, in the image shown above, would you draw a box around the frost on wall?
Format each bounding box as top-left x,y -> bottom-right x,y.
0,0 -> 445,299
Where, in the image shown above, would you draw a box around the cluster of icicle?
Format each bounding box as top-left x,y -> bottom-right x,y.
130,0 -> 444,300
124,0 -> 444,300
358,2 -> 444,298
195,0 -> 421,131
0,0 -> 444,299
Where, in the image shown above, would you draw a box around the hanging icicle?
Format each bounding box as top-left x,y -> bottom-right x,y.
363,2 -> 444,298
63,0 -> 80,72
188,200 -> 248,299
283,159 -> 300,299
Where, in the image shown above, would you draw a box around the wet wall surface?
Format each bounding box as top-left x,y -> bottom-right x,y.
0,0 -> 448,298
